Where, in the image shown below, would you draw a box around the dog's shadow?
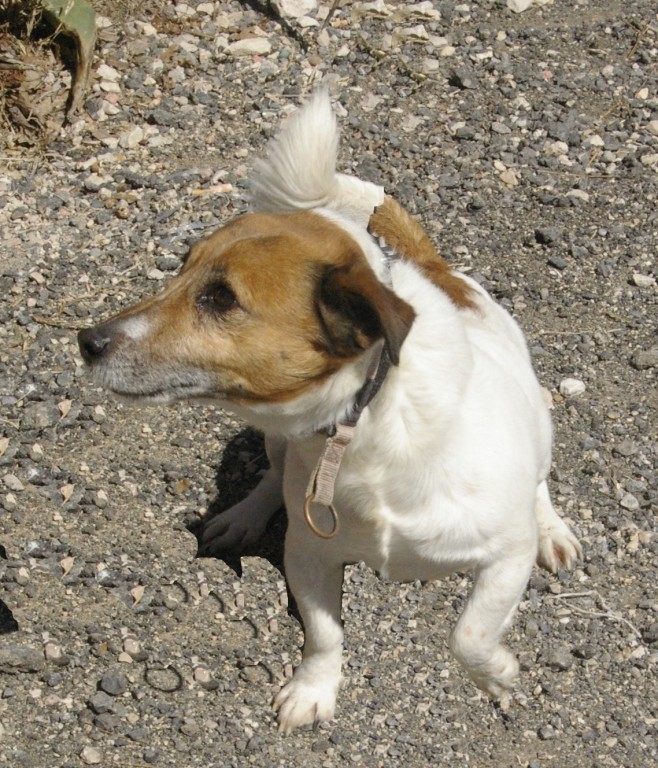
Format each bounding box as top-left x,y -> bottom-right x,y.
186,427 -> 298,619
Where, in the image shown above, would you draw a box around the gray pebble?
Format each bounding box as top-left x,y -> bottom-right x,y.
613,439 -> 637,457
630,348 -> 658,370
535,227 -> 564,246
99,669 -> 129,696
548,256 -> 568,270
88,691 -> 115,714
543,646 -> 573,671
2,474 -> 24,492
448,69 -> 477,89
0,644 -> 44,673
20,403 -> 60,430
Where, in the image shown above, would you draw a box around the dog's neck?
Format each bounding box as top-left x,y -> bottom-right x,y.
304,237 -> 399,538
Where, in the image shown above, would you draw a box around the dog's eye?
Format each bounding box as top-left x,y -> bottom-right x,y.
197,281 -> 238,315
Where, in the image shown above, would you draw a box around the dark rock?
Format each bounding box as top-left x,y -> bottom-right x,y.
630,349 -> 658,370
99,669 -> 129,696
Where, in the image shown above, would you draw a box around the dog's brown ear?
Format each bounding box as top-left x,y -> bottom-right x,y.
315,259 -> 415,365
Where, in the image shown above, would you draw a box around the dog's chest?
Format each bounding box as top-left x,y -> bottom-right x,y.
337,499 -> 485,582
285,436 -> 488,580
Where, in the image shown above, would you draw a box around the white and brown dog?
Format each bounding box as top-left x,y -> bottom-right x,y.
78,91 -> 581,733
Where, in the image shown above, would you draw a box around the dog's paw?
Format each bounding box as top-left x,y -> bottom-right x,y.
537,522 -> 582,573
464,646 -> 519,704
200,505 -> 267,554
273,675 -> 339,735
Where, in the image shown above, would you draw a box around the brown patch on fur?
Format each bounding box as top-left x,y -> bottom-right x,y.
368,196 -> 477,310
84,211 -> 415,406
317,260 -> 415,365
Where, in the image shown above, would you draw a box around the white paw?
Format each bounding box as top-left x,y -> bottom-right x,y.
463,647 -> 519,703
273,674 -> 339,734
537,522 -> 582,573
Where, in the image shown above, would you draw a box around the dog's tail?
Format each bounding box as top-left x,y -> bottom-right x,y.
250,90 -> 384,227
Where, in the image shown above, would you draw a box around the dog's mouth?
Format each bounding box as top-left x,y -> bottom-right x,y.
91,367 -> 220,406
108,382 -> 226,406
110,388 -> 181,406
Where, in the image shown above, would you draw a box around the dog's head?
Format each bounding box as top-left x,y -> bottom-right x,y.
77,93 -> 415,433
78,211 -> 413,404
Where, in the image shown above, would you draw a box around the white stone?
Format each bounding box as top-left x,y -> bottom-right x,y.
500,170 -> 519,187
194,666 -> 212,684
397,24 -> 429,42
559,378 -> 586,397
353,0 -> 390,18
44,642 -> 62,661
118,126 -> 145,149
99,136 -> 119,149
216,12 -> 245,29
102,102 -> 121,117
83,173 -> 109,192
361,94 -> 384,112
169,66 -> 186,83
80,747 -> 103,765
135,20 -> 158,36
197,2 -> 215,14
148,135 -> 173,148
99,80 -> 121,94
545,140 -> 569,156
587,134 -> 605,147
176,37 -> 199,53
647,120 -> 658,136
632,273 -> 656,288
123,637 -> 141,655
635,87 -> 649,99
272,0 -> 317,18
620,492 -> 639,511
227,38 -> 272,56
566,189 -> 590,202
507,0 -> 534,11
640,153 -> 658,166
404,1 -> 441,20
96,64 -> 120,82
175,3 -> 197,17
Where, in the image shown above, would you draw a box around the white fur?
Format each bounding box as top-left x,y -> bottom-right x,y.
201,91 -> 582,733
121,315 -> 150,340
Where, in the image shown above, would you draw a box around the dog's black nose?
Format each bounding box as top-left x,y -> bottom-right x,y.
78,327 -> 112,364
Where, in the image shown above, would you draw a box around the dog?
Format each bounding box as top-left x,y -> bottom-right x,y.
78,91 -> 582,733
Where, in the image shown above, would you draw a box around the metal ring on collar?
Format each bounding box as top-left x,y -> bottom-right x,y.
303,494 -> 340,539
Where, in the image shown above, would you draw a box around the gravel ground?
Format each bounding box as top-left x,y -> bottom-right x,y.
1,1 -> 657,766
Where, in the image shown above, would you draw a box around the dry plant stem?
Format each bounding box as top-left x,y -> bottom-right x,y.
548,590 -> 643,639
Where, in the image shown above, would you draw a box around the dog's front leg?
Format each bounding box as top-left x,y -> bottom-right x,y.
273,531 -> 344,734
201,435 -> 286,552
